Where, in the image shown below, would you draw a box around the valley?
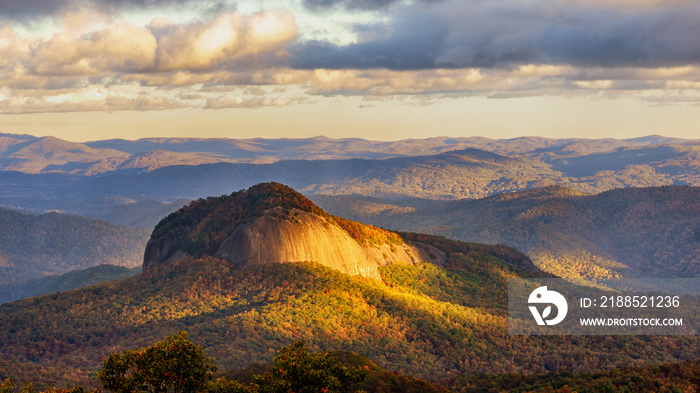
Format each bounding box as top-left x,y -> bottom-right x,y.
0,135 -> 699,392
0,183 -> 697,392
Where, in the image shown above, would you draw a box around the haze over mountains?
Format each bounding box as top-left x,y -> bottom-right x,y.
1,132 -> 698,179
3,133 -> 700,222
0,208 -> 148,285
2,132 -> 695,176
0,265 -> 140,304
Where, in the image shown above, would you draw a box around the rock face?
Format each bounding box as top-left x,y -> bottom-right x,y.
143,236 -> 192,271
146,207 -> 430,279
142,183 -> 440,279
215,207 -> 425,279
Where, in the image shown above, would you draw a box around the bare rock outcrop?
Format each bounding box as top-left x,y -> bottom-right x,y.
142,182 -> 442,279
214,207 -> 425,279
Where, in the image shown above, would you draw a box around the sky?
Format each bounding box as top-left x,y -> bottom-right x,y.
0,0 -> 699,141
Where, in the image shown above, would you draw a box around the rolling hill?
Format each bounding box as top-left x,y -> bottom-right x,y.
2,132 -> 698,174
0,264 -> 140,304
312,185 -> 700,279
0,208 -> 149,284
0,183 -> 696,391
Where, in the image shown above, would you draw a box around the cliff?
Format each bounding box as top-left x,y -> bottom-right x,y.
143,183 -> 440,278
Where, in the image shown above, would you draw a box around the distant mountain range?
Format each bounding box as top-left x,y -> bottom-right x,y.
312,185 -> 700,279
3,134 -> 700,220
1,132 -> 698,176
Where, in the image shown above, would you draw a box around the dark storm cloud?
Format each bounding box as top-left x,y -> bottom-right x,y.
0,0 -> 204,19
290,5 -> 539,69
291,1 -> 700,70
291,13 -> 451,70
534,6 -> 700,68
0,0 -> 69,19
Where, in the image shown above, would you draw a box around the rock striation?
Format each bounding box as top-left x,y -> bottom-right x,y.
143,183 -> 440,278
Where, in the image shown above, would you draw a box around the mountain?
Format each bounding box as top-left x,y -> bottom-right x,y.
0,208 -> 150,284
144,182 -> 445,279
0,183 -> 696,391
2,132 -> 700,177
0,264 -> 140,304
0,134 -> 129,175
313,185 -> 700,279
85,135 -> 695,164
0,148 -> 564,217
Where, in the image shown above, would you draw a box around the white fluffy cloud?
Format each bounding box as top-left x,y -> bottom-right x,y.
153,11 -> 297,72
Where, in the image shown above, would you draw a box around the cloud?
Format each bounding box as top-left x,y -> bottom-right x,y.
2,10 -> 297,80
203,94 -> 300,109
3,0 -> 700,114
303,0 -> 398,11
0,25 -> 28,68
153,11 -> 297,72
0,0 -> 205,20
0,94 -> 188,114
290,0 -> 700,70
29,23 -> 157,76
301,0 -> 443,12
290,10 -> 450,70
0,0 -> 71,20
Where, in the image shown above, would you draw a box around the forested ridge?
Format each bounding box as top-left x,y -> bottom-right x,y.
6,139 -> 700,220
0,180 -> 698,392
318,185 -> 700,279
452,360 -> 700,392
0,208 -> 149,284
2,332 -> 697,392
0,248 -> 696,390
0,265 -> 140,304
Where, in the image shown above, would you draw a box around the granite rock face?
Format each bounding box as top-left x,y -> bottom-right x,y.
142,182 -> 445,278
143,236 -> 192,271
145,207 -> 432,279
217,207 -> 429,279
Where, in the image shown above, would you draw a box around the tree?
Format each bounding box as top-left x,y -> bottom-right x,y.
0,379 -> 13,393
97,331 -> 217,393
253,341 -> 367,393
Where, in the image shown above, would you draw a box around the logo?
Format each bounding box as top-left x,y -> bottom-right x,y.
528,286 -> 568,325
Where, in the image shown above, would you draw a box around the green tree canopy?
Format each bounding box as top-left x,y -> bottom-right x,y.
253,341 -> 367,393
96,331 -> 217,393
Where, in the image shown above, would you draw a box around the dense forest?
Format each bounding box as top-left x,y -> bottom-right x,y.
452,360 -> 700,392
0,247 -> 696,390
3,331 -> 697,392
